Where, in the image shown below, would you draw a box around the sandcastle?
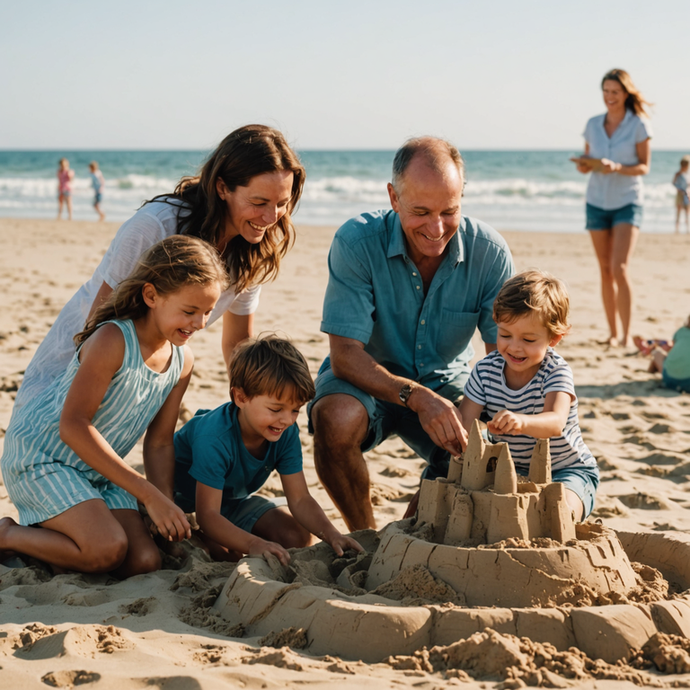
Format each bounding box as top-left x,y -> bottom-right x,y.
213,424 -> 690,665
366,420 -> 640,608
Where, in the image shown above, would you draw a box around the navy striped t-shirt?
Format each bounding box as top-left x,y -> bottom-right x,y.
463,348 -> 595,471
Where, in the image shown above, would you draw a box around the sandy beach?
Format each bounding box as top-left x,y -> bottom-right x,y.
2,217 -> 690,688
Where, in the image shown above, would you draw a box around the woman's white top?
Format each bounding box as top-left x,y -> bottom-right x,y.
583,110 -> 652,210
14,199 -> 260,409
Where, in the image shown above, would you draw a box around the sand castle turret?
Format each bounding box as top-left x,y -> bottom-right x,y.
417,420 -> 575,545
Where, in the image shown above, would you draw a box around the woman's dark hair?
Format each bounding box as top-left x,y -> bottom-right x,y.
147,125 -> 305,292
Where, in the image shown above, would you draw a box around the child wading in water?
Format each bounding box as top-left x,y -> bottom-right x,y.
172,335 -> 362,565
673,156 -> 690,234
0,236 -> 227,576
89,161 -> 105,221
57,158 -> 75,220
458,270 -> 599,521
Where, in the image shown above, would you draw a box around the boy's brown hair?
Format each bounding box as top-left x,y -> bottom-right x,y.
229,334 -> 315,403
493,270 -> 571,338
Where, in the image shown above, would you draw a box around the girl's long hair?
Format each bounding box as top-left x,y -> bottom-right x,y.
602,69 -> 652,117
75,236 -> 228,345
146,124 -> 305,292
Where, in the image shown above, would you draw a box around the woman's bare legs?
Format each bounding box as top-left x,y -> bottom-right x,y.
589,229 -> 618,345
610,223 -> 639,347
0,500 -> 160,576
589,224 -> 639,347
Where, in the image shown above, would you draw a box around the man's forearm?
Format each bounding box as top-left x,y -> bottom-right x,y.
330,341 -> 412,406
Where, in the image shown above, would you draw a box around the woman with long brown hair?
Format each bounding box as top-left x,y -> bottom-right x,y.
575,69 -> 652,348
15,125 -> 305,409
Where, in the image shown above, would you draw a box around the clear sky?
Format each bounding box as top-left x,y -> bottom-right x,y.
1,0 -> 688,150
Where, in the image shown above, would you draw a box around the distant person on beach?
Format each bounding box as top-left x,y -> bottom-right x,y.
89,161 -> 105,221
15,125 -> 305,411
57,158 -> 74,220
673,156 -> 690,234
0,237 -> 226,576
458,270 -> 599,521
309,136 -> 514,531
634,323 -> 690,392
172,336 -> 362,565
574,68 -> 652,349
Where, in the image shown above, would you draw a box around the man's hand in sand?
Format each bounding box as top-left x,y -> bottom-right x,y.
487,409 -> 525,436
248,536 -> 291,566
409,387 -> 468,455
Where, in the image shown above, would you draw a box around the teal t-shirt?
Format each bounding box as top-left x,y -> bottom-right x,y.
173,402 -> 302,513
664,327 -> 690,380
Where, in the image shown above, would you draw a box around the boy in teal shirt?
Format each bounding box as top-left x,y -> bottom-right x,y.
173,335 -> 361,565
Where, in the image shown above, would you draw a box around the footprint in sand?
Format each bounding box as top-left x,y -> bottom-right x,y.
370,484 -> 415,506
41,670 -> 100,687
617,492 -> 673,510
118,596 -> 156,617
62,589 -> 112,607
648,422 -> 676,434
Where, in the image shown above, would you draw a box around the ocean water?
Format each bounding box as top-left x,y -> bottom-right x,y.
0,149 -> 685,233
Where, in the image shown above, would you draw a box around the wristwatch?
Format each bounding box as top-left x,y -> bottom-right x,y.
399,383 -> 415,407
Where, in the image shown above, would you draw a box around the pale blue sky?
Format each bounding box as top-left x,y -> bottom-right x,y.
1,0 -> 688,150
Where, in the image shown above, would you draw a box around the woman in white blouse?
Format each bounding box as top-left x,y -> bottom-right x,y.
576,69 -> 652,348
14,125 -> 306,410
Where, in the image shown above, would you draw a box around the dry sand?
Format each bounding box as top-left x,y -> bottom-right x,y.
1,217 -> 690,688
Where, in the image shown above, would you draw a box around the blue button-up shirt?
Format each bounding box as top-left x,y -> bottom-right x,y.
320,210 -> 514,394
584,110 -> 653,210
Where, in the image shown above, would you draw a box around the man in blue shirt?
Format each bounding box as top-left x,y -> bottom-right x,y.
309,137 -> 514,531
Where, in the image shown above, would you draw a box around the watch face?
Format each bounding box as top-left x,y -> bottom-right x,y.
400,384 -> 412,404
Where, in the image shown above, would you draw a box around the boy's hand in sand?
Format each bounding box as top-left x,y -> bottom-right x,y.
325,532 -> 364,557
144,491 -> 192,542
248,537 -> 291,566
487,410 -> 525,436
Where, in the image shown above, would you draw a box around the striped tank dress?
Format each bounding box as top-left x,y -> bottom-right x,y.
1,319 -> 184,525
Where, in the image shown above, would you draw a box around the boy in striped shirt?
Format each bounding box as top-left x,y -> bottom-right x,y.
458,270 -> 598,521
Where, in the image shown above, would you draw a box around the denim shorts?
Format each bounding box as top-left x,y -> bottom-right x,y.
516,463 -> 599,518
662,369 -> 690,394
307,359 -> 464,481
586,203 -> 643,230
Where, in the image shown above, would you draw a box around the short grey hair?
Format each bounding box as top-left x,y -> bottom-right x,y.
391,136 -> 465,192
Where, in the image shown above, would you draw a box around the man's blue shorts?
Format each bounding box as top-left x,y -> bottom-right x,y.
307,359 -> 464,481
586,203 -> 643,231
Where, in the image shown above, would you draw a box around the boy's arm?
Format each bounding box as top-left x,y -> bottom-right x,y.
281,471 -> 363,556
488,391 -> 572,438
143,345 -> 194,500
195,482 -> 292,565
457,397 -> 485,434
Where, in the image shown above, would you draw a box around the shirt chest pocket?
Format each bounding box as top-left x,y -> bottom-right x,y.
438,309 -> 480,362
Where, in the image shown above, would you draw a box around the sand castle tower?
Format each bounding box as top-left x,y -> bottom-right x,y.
418,420 -> 576,546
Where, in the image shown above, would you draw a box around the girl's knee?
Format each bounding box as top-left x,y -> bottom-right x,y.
125,543 -> 162,576
83,532 -> 129,572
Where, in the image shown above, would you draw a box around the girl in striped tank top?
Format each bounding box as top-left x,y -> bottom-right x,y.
0,236 -> 227,577
459,270 -> 599,522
